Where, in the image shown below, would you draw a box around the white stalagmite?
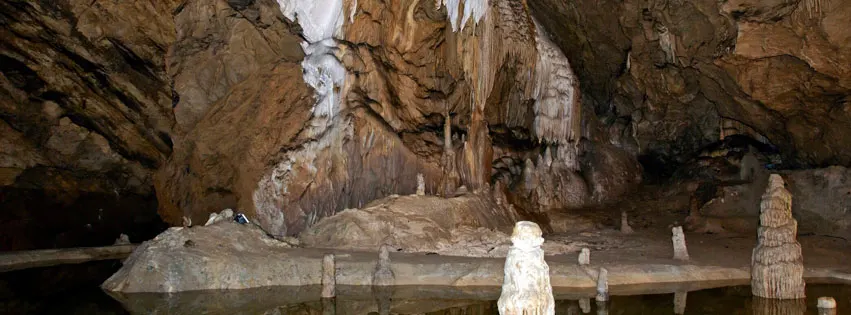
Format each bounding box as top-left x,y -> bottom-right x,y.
672,226 -> 690,261
416,173 -> 425,196
818,297 -> 836,315
595,267 -> 608,302
322,254 -> 336,298
752,174 -> 806,299
578,248 -> 590,265
498,221 -> 555,315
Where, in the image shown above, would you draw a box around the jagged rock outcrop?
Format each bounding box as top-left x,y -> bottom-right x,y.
529,0 -> 851,169
1,0 -> 180,249
751,174 -> 805,299
155,0 -> 641,235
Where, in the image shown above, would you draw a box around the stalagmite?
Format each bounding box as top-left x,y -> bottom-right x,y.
818,297 -> 837,315
416,173 -> 425,196
672,226 -> 690,261
578,248 -> 590,265
497,221 -> 555,315
439,114 -> 459,197
674,291 -> 687,314
321,254 -> 336,298
373,245 -> 395,286
579,298 -> 591,314
595,268 -> 608,302
620,211 -> 634,234
752,174 -> 806,299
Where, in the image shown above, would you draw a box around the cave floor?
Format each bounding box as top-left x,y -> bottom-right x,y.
543,184 -> 851,275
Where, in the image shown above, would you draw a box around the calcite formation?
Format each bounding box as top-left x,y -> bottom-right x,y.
818,297 -> 837,315
578,248 -> 590,265
322,254 -> 336,298
595,267 -> 609,302
498,221 -> 555,315
751,174 -> 806,299
620,211 -> 634,234
672,226 -> 690,261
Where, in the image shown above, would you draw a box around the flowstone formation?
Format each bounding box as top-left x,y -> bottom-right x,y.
497,221 -> 555,315
751,174 -> 805,299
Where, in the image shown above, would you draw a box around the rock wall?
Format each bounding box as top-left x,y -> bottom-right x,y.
1,0 -> 180,249
529,0 -> 851,169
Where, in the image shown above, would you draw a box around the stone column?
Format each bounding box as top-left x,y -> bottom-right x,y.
595,268 -> 608,302
818,297 -> 837,315
578,248 -> 590,265
498,221 -> 555,315
322,254 -> 336,298
751,174 -> 805,299
620,211 -> 634,234
672,226 -> 689,261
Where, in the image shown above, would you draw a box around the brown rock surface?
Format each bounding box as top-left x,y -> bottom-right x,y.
529,0 -> 851,168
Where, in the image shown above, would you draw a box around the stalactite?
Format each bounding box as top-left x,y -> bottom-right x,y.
531,17 -> 582,153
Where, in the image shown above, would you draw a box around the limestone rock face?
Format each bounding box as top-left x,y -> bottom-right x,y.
153,0 -> 641,235
751,174 -> 805,299
1,0 -> 180,249
529,0 -> 851,168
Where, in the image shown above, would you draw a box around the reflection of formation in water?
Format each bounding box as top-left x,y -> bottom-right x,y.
752,297 -> 805,315
674,291 -> 687,314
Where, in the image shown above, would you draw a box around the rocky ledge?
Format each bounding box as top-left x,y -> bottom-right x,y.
102,217 -> 851,293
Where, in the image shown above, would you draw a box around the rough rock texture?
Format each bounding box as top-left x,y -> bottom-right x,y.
751,174 -> 805,299
299,195 -> 577,257
497,221 -> 555,315
154,0 -> 641,236
529,0 -> 851,170
686,166 -> 850,240
168,0 -> 304,132
782,166 -> 851,241
102,221 -> 294,292
1,0 -> 180,249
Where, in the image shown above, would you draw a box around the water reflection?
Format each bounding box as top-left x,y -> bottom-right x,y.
105,284 -> 850,315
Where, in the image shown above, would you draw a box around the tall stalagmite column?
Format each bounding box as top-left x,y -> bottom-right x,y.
498,221 -> 555,315
751,174 -> 805,299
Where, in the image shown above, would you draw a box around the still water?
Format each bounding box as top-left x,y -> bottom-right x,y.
1,262 -> 848,314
